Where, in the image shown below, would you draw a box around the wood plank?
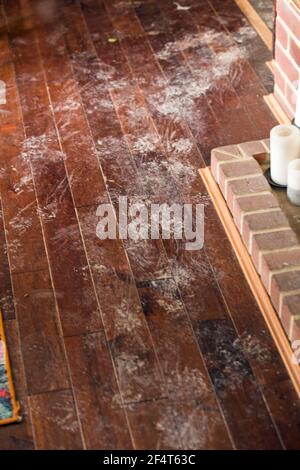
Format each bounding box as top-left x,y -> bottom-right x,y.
58,5 -> 233,448
233,0 -> 273,50
20,2 -> 166,447
76,204 -> 165,404
125,398 -> 232,450
157,0 -> 267,143
44,3 -> 166,407
205,0 -> 273,93
11,270 -> 70,395
194,315 -> 281,449
103,0 -> 284,449
0,17 -> 48,275
31,12 -> 108,209
29,390 -> 83,450
0,201 -> 15,320
4,6 -> 103,337
0,0 -> 297,450
64,333 -> 133,449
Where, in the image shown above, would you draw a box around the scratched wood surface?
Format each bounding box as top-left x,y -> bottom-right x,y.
0,0 -> 299,450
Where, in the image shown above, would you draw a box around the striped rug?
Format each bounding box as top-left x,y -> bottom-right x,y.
0,313 -> 21,425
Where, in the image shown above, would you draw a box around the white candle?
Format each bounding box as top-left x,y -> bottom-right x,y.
288,159 -> 300,205
0,81 -> 5,105
295,78 -> 300,128
270,124 -> 300,186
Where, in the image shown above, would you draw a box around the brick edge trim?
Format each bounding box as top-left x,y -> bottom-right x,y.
211,139 -> 300,344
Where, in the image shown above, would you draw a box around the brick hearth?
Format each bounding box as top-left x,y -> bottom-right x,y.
211,141 -> 300,345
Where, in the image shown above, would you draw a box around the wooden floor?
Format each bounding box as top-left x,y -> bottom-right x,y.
0,0 -> 300,450
248,0 -> 274,30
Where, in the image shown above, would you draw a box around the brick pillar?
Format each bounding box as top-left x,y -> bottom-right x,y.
274,0 -> 300,119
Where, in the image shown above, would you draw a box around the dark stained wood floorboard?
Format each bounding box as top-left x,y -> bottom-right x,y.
209,0 -> 274,93
27,0 -> 175,448
0,0 -> 299,450
29,390 -> 83,450
247,0 -> 274,30
67,0 -> 233,448
0,0 -> 83,449
102,0 -> 286,449
32,0 -> 192,449
0,202 -> 15,321
54,0 -> 230,447
131,0 -> 300,449
63,0 -> 282,450
112,83 -> 231,442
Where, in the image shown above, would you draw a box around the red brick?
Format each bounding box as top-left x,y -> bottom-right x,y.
260,248 -> 300,292
211,151 -> 239,182
274,85 -> 295,119
285,79 -> 297,110
251,229 -> 298,273
242,210 -> 289,250
233,192 -> 279,231
219,158 -> 261,196
237,140 -> 269,163
275,41 -> 299,86
277,0 -> 300,40
274,64 -> 286,96
276,17 -> 289,49
289,34 -> 300,68
270,270 -> 300,312
226,175 -> 269,212
281,294 -> 300,339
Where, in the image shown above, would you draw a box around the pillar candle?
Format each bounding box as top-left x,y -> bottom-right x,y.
0,81 -> 5,105
288,159 -> 300,206
270,124 -> 300,186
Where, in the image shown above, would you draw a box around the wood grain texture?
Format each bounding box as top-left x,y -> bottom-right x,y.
0,0 -> 299,450
233,0 -> 273,50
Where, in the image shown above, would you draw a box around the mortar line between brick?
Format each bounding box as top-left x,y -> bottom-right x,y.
220,158 -> 253,167
274,84 -> 295,116
276,15 -> 300,49
213,149 -> 241,158
276,40 -> 300,91
235,191 -> 271,200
